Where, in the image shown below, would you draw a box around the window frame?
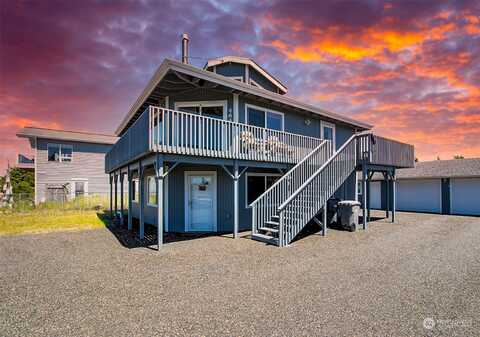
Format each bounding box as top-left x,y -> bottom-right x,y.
245,103 -> 285,131
174,100 -> 228,120
47,143 -> 73,163
245,172 -> 282,208
132,178 -> 139,203
321,121 -> 336,150
249,78 -> 265,90
147,176 -> 157,207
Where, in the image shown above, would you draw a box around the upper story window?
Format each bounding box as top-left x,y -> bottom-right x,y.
47,143 -> 73,162
175,100 -> 227,120
246,104 -> 284,131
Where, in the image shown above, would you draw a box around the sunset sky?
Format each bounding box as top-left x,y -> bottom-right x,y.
1,0 -> 479,174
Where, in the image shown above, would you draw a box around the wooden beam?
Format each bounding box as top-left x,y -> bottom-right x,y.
156,154 -> 164,250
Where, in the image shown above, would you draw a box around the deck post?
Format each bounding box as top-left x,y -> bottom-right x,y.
354,171 -> 359,202
127,166 -> 132,231
139,161 -> 145,240
156,154 -> 164,250
114,173 -> 118,220
366,176 -> 371,221
120,173 -> 124,225
233,161 -> 239,239
362,166 -> 368,230
323,202 -> 327,236
109,174 -> 113,219
392,170 -> 396,223
385,172 -> 389,219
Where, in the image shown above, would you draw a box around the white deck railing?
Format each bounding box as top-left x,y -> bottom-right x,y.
149,106 -> 323,164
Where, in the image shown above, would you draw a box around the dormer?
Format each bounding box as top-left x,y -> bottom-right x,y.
204,56 -> 288,95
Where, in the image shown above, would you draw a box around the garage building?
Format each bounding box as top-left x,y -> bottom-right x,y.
365,158 -> 480,216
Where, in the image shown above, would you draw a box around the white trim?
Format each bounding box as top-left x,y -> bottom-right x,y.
233,94 -> 239,123
174,100 -> 228,120
146,175 -> 157,207
245,64 -> 250,83
164,96 -> 169,109
321,121 -> 336,150
132,178 -> 139,203
47,143 -> 73,162
184,171 -> 217,232
249,78 -> 265,90
71,179 -> 88,199
230,76 -> 243,82
245,172 -> 282,208
245,103 -> 285,131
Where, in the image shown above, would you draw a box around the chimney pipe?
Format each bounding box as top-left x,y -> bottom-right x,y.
181,33 -> 189,64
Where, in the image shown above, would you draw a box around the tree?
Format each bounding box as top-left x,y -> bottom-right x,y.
8,168 -> 34,196
453,155 -> 465,159
437,156 -> 441,160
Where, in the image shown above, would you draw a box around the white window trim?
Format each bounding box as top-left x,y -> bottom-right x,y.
245,103 -> 285,131
249,78 -> 265,90
321,121 -> 336,150
174,100 -> 228,120
71,178 -> 88,199
184,171 -> 217,232
245,172 -> 282,208
146,176 -> 157,207
47,143 -> 73,163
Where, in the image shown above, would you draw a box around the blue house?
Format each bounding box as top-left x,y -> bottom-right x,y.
106,35 -> 414,248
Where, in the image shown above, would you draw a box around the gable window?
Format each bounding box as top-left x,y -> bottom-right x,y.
245,173 -> 281,207
321,121 -> 336,150
147,176 -> 157,206
174,101 -> 228,120
47,144 -> 73,162
246,104 -> 284,131
249,79 -> 265,90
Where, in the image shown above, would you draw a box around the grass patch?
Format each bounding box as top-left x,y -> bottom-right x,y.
0,210 -> 109,236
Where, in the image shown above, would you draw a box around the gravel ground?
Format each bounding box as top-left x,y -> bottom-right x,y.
1,211 -> 479,337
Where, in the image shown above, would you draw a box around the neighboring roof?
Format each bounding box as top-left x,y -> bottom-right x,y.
368,158 -> 480,180
204,56 -> 288,94
116,58 -> 372,135
16,127 -> 118,145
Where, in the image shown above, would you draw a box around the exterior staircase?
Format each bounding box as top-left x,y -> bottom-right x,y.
250,132 -> 370,246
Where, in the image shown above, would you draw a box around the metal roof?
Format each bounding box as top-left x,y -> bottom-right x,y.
115,58 -> 372,135
204,55 -> 288,94
368,158 -> 480,180
16,127 -> 118,145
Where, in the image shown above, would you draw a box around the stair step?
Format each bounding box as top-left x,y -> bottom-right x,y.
251,233 -> 279,245
265,220 -> 279,227
259,226 -> 279,233
271,215 -> 279,221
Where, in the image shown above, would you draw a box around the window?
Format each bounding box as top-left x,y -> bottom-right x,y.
249,79 -> 265,90
47,144 -> 73,162
246,104 -> 284,131
175,101 -> 227,120
246,173 -> 281,206
147,176 -> 157,206
75,181 -> 85,197
230,76 -> 243,82
132,179 -> 139,202
321,121 -> 336,150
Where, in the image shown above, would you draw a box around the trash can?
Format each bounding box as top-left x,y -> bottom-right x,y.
337,200 -> 361,232
327,198 -> 341,225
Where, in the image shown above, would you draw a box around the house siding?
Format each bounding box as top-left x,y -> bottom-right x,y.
36,138 -> 112,202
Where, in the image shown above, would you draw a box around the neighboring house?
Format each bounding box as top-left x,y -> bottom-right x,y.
105,35 -> 414,248
365,159 -> 480,216
16,154 -> 35,170
17,127 -> 118,204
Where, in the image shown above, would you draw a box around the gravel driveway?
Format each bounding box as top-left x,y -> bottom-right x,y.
1,211 -> 479,337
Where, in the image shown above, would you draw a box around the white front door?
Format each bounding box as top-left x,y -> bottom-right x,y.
185,172 -> 217,232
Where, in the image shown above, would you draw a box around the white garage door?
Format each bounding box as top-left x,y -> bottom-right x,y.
451,178 -> 480,216
369,181 -> 382,209
397,179 -> 442,213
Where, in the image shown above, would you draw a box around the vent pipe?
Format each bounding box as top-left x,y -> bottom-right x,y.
181,33 -> 189,64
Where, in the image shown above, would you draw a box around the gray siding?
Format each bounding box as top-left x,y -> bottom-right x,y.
36,138 -> 112,202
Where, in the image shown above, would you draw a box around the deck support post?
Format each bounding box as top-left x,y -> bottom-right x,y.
392,170 -> 396,223
233,161 -> 239,239
362,166 -> 368,230
385,172 -> 389,219
120,173 -> 124,225
109,174 -> 113,219
156,154 -> 164,250
127,166 -> 132,231
354,171 -> 359,202
139,160 -> 145,240
323,202 -> 327,236
366,176 -> 371,222
114,173 -> 118,220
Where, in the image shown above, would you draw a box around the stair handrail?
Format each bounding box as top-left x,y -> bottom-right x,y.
249,139 -> 331,207
278,131 -> 372,212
